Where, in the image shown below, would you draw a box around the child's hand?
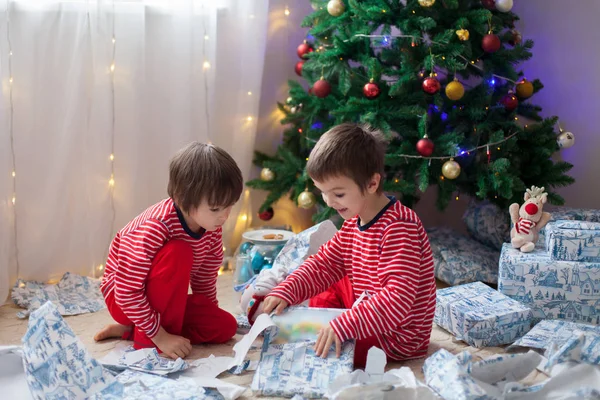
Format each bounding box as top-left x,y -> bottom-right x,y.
314,325 -> 342,359
152,327 -> 192,359
262,296 -> 289,315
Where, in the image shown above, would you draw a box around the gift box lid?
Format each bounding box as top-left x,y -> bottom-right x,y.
548,220 -> 600,232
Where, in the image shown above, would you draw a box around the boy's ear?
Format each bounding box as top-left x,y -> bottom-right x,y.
367,173 -> 381,194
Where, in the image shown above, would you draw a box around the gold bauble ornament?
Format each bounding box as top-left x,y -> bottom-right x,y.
456,29 -> 469,41
442,159 -> 461,180
327,0 -> 345,16
260,168 -> 275,182
418,0 -> 436,7
516,79 -> 534,99
297,190 -> 317,209
445,79 -> 465,101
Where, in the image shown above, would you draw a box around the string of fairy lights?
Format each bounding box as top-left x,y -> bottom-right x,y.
6,0 -> 20,278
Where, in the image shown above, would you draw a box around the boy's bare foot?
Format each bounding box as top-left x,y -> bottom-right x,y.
94,323 -> 132,342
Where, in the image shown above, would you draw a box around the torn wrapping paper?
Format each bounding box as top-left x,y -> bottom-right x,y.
510,319 -> 600,352
99,343 -> 188,375
251,307 -> 355,398
427,226 -> 499,286
435,281 -> 533,348
110,369 -> 210,399
12,272 -> 105,318
499,243 -> 600,324
21,301 -> 122,399
327,347 -> 439,400
424,348 -> 600,399
543,330 -> 600,369
546,220 -> 600,263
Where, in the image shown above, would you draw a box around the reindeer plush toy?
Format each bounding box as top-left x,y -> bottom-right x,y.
509,186 -> 552,253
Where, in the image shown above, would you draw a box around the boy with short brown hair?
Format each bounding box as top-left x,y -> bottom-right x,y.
263,123 -> 436,368
95,142 -> 243,360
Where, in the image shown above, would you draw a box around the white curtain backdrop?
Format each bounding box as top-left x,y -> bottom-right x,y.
0,0 -> 268,302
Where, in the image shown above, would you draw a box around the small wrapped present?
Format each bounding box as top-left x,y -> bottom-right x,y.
538,206 -> 600,245
499,243 -> 600,325
251,307 -> 354,398
462,200 -> 510,251
427,227 -> 499,286
434,281 -> 533,348
546,220 -> 600,263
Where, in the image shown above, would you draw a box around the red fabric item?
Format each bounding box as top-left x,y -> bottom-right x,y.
104,239 -> 236,350
309,276 -> 381,369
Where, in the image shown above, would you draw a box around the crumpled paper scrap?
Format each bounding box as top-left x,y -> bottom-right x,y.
12,272 -> 105,318
21,301 -> 122,399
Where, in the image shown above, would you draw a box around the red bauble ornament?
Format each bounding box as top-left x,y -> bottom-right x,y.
500,93 -> 518,111
295,60 -> 305,76
416,136 -> 435,157
422,76 -> 441,94
482,33 -> 501,53
481,0 -> 496,9
363,81 -> 380,99
258,207 -> 274,221
297,42 -> 314,59
313,78 -> 331,98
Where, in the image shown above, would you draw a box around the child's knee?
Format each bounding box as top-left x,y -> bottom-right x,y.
216,311 -> 237,343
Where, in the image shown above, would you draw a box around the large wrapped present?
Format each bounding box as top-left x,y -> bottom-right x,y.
427,227 -> 499,286
462,200 -> 510,251
510,319 -> 600,352
434,281 -> 533,348
538,206 -> 600,245
251,307 -> 354,398
546,220 -> 600,263
499,243 -> 600,325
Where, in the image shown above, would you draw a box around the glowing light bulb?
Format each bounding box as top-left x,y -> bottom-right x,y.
110,63 -> 115,72
109,175 -> 115,187
247,116 -> 253,122
12,171 -> 15,177
284,7 -> 290,16
247,91 -> 252,95
203,61 -> 211,70
109,154 -> 114,161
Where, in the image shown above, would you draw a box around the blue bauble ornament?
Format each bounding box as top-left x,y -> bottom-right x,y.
239,260 -> 254,283
239,241 -> 254,255
251,252 -> 265,274
262,263 -> 273,270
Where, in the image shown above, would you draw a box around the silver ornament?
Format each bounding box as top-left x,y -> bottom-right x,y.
495,0 -> 513,12
557,131 -> 575,149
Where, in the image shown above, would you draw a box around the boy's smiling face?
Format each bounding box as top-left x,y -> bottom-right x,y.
313,175 -> 376,220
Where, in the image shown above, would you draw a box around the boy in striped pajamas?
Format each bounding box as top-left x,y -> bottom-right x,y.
263,123 -> 436,368
94,142 -> 243,360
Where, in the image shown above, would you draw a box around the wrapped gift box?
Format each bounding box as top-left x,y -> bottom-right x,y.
427,227 -> 499,286
434,281 -> 533,348
251,307 -> 354,398
546,220 -> 600,263
537,207 -> 600,246
499,243 -> 600,325
462,200 -> 510,251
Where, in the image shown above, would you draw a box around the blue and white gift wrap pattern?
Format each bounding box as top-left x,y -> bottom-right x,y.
21,301 -> 122,399
251,307 -> 354,398
511,319 -> 600,351
427,227 -> 499,286
435,281 -> 532,348
538,207 -> 600,246
499,243 -> 600,324
546,220 -> 600,263
12,272 -> 105,319
544,329 -> 600,369
462,200 -> 510,251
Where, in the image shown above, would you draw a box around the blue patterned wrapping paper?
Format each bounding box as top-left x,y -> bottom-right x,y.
12,272 -> 105,318
427,227 -> 499,286
499,243 -> 600,325
546,220 -> 600,263
100,345 -> 189,376
511,319 -> 600,351
538,207 -> 600,246
462,200 -> 511,251
435,282 -> 533,348
21,301 -> 122,399
544,330 -> 600,369
251,307 -> 354,398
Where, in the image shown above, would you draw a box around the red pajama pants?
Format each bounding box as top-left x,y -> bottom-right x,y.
104,240 -> 237,350
309,276 -> 380,369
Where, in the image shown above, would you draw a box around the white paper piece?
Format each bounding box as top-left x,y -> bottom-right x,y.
100,344 -> 188,376
327,347 -> 439,400
188,376 -> 247,400
0,346 -> 33,400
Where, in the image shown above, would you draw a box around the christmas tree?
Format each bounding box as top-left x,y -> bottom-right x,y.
248,0 -> 575,223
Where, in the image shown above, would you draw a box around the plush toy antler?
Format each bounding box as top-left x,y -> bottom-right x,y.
509,186 -> 551,252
